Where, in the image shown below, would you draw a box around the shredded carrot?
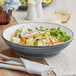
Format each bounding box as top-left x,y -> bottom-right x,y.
28,32 -> 31,34
21,42 -> 25,45
22,38 -> 26,43
38,30 -> 40,31
49,36 -> 54,45
12,33 -> 16,37
51,31 -> 53,33
17,42 -> 20,45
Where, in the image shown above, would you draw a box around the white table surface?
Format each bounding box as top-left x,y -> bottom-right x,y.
13,0 -> 76,76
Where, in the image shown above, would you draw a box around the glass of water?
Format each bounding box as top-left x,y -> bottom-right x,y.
54,0 -> 71,23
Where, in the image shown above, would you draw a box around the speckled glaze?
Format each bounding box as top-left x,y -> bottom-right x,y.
2,22 -> 74,58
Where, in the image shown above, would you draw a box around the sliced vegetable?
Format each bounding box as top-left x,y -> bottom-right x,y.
38,30 -> 40,32
22,38 -> 26,43
17,42 -> 20,45
51,31 -> 53,33
10,37 -> 21,44
49,36 -> 54,45
40,26 -> 44,31
35,27 -> 39,30
28,29 -> 32,31
34,40 -> 38,46
21,42 -> 25,45
35,26 -> 44,31
12,33 -> 16,37
28,32 -> 31,34
37,39 -> 43,46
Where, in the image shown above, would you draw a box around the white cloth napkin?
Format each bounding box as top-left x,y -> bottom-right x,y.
21,58 -> 53,76
0,54 -> 54,76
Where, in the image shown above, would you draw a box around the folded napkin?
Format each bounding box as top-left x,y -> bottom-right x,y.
0,54 -> 54,76
21,58 -> 53,76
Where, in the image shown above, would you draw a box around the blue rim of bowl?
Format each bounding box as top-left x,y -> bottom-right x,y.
18,0 -> 53,10
2,22 -> 74,49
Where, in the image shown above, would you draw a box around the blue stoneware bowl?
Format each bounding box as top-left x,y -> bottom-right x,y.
2,22 -> 73,58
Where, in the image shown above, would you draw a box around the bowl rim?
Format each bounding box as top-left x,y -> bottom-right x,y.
2,22 -> 74,49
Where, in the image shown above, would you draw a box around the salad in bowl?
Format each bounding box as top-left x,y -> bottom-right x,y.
10,26 -> 70,46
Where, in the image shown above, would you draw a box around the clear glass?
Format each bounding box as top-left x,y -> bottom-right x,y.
54,0 -> 71,23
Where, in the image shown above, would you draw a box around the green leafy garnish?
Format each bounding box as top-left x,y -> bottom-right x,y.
28,29 -> 32,31
40,26 -> 44,31
35,26 -> 44,31
35,27 -> 39,30
50,27 -> 70,42
16,29 -> 21,38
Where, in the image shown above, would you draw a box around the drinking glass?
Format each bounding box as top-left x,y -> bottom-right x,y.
54,0 -> 71,23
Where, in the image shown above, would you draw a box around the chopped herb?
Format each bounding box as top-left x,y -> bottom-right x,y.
35,27 -> 39,30
40,26 -> 44,31
50,27 -> 70,42
28,29 -> 32,31
46,28 -> 49,30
